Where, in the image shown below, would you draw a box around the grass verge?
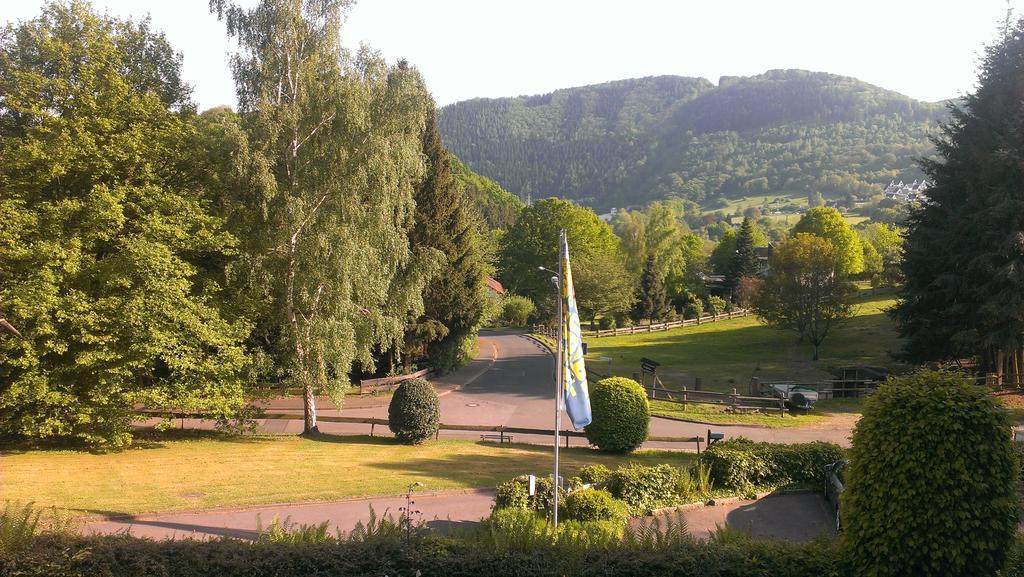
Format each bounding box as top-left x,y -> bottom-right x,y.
585,293 -> 905,393
649,397 -> 865,428
0,432 -> 693,518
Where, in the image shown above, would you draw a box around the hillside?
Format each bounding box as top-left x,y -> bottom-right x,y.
451,155 -> 523,229
438,70 -> 949,211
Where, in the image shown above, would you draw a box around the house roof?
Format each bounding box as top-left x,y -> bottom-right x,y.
486,276 -> 506,295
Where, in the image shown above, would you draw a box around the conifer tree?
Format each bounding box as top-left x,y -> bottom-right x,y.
407,109 -> 487,372
725,217 -> 760,297
634,254 -> 668,323
894,17 -> 1024,377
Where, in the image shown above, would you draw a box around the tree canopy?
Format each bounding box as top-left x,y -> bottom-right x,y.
791,206 -> 865,276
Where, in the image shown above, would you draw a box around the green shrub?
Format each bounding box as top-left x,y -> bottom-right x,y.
560,489 -> 628,523
577,464 -> 613,485
597,316 -> 616,330
387,378 -> 440,444
494,475 -> 563,515
501,295 -> 534,327
256,515 -> 332,544
704,295 -> 727,316
0,501 -> 41,556
607,464 -> 683,516
699,438 -> 843,492
842,370 -> 1019,577
584,377 -> 649,453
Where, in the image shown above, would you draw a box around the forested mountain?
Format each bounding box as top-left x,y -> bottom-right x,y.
451,156 -> 523,229
438,70 -> 950,210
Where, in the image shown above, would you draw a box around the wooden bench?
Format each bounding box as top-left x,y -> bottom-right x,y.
480,433 -> 514,444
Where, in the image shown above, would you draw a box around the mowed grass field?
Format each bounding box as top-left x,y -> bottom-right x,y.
585,293 -> 905,394
0,432 -> 692,517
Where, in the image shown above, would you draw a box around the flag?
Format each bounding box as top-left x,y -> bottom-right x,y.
560,233 -> 592,429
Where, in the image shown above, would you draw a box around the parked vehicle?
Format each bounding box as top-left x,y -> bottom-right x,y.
823,460 -> 848,532
769,383 -> 819,409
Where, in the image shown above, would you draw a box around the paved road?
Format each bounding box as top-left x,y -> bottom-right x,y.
86,489 -> 833,543
225,330 -> 855,448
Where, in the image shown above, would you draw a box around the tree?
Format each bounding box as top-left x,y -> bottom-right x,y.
791,206 -> 864,276
407,108 -> 487,373
574,250 -> 635,328
634,255 -> 668,323
708,228 -> 737,274
0,2 -> 247,447
893,18 -> 1024,374
807,191 -> 825,207
753,234 -> 854,360
842,371 -> 1018,576
212,0 -> 434,433
499,198 -> 623,313
725,216 -> 760,297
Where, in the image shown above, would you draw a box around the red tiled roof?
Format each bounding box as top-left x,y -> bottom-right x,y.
486,276 -> 505,295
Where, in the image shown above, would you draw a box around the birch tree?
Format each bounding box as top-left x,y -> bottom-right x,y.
212,0 -> 434,432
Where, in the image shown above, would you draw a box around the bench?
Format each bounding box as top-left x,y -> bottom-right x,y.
480,433 -> 514,444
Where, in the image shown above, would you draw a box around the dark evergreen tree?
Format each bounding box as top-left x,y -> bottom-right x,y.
634,254 -> 668,323
408,109 -> 487,373
893,17 -> 1024,379
725,217 -> 760,297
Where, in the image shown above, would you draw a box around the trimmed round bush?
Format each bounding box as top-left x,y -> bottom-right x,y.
387,378 -> 440,444
842,370 -> 1018,577
560,488 -> 628,523
584,377 -> 649,452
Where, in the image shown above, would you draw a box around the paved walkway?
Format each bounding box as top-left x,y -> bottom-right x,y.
85,489 -> 833,543
141,331 -> 856,449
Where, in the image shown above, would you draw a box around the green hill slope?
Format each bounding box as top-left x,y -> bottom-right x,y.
438,70 -> 949,211
451,155 -> 523,229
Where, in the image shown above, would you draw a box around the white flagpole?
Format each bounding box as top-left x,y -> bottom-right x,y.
553,228 -> 564,529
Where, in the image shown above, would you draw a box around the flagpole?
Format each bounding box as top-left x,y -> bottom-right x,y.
553,228 -> 565,529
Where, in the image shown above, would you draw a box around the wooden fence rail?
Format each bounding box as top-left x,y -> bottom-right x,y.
644,385 -> 787,416
533,309 -> 750,339
136,411 -> 708,452
359,368 -> 430,394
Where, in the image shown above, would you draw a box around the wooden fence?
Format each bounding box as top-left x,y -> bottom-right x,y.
534,309 -> 750,339
358,368 -> 430,395
645,384 -> 787,415
136,411 -> 709,452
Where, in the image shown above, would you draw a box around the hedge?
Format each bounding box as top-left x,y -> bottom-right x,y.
560,488 -> 629,523
699,438 -> 844,492
606,464 -> 685,516
1,534 -> 848,577
841,370 -> 1019,577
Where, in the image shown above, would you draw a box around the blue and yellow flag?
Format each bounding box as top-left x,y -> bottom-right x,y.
560,233 -> 592,429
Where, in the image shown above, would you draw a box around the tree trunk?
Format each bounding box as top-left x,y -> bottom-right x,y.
302,382 -> 318,434
812,342 -> 820,361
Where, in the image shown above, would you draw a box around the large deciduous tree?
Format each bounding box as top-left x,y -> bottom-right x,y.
211,0 -> 434,433
499,198 -> 627,316
753,234 -> 853,360
791,206 -> 864,276
893,18 -> 1024,378
0,1 -> 248,446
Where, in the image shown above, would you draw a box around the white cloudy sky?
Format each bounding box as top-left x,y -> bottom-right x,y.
3,0 -> 1020,109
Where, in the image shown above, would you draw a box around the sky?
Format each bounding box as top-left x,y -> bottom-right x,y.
3,0 -> 1021,110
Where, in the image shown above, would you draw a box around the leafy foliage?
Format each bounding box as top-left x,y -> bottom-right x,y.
494,475 -> 563,516
387,378 -> 440,444
634,255 -> 668,323
791,207 -> 864,276
501,295 -> 535,327
499,198 -> 626,315
440,70 -> 945,210
560,489 -> 629,523
725,217 -> 761,294
584,377 -> 650,453
606,464 -> 685,516
0,502 -> 40,556
753,233 -> 854,360
841,370 -> 1018,577
699,438 -> 844,493
0,2 -> 248,446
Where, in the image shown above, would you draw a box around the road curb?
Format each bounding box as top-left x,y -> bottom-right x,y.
649,488 -> 821,516
522,333 -> 554,355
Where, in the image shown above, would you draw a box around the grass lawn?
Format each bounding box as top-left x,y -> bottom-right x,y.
585,293 -> 906,394
649,397 -> 865,428
0,432 -> 692,518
